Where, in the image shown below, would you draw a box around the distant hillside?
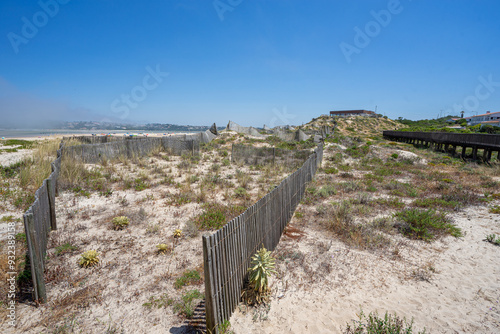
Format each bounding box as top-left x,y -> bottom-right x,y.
300,115 -> 406,137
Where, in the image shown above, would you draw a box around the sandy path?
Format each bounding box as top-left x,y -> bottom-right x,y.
230,205 -> 500,333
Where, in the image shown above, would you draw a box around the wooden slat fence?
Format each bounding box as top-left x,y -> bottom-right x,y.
62,131 -> 216,163
231,144 -> 312,167
203,143 -> 323,333
23,143 -> 63,303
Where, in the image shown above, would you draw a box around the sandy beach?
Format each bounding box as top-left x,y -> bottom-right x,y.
230,204 -> 500,333
1,126 -> 499,333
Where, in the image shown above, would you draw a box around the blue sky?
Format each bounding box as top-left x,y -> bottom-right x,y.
1,0 -> 499,128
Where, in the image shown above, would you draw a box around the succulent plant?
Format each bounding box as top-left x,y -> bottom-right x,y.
79,250 -> 100,268
248,246 -> 277,295
173,229 -> 182,239
112,216 -> 130,230
156,243 -> 170,254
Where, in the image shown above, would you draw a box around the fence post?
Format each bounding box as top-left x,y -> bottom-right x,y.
203,236 -> 217,334
24,211 -> 46,303
231,144 -> 234,164
46,175 -> 57,231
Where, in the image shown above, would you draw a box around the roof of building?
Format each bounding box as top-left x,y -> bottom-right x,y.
469,111 -> 500,118
330,110 -> 375,114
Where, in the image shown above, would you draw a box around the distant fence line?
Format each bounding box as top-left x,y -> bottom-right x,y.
383,130 -> 500,162
22,131 -> 218,303
231,144 -> 313,168
23,143 -> 63,303
63,131 -> 216,163
202,143 -> 323,333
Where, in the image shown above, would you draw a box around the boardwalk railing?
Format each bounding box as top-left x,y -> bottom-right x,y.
383,131 -> 500,161
202,143 -> 323,333
23,143 -> 63,303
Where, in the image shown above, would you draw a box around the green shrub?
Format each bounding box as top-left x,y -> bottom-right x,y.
194,202 -> 245,230
345,144 -> 370,158
394,209 -> 462,241
234,187 -> 248,198
174,270 -> 202,289
134,178 -> 149,191
324,167 -> 338,174
0,161 -> 22,178
372,197 -> 405,209
489,205 -> 500,214
413,198 -> 459,210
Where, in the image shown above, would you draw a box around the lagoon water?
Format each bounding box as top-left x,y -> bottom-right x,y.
0,129 -> 200,138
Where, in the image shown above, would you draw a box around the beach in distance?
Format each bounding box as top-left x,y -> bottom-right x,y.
0,129 -> 201,139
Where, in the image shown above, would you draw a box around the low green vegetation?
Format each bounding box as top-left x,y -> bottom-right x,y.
489,205 -> 500,214
143,293 -> 174,309
0,139 -> 35,150
0,161 -> 23,178
344,310 -> 425,334
173,289 -> 204,318
413,198 -> 459,210
55,242 -> 78,255
174,270 -> 202,289
394,209 -> 462,241
193,202 -> 245,230
485,234 -> 500,246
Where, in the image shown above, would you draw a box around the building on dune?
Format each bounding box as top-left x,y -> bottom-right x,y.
465,111 -> 500,127
329,109 -> 376,117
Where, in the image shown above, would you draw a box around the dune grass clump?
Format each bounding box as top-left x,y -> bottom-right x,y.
485,234 -> 500,246
344,310 -> 426,334
173,289 -> 204,318
394,208 -> 462,241
489,205 -> 500,214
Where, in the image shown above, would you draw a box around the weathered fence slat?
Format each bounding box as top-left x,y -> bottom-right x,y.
23,210 -> 46,303
202,236 -> 216,333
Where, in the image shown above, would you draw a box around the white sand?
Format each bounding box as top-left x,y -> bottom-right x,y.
230,205 -> 500,333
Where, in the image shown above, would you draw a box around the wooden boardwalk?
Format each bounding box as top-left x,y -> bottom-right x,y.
383,130 -> 500,161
